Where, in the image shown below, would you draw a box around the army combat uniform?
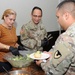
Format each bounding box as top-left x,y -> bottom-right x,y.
41,22 -> 75,75
20,20 -> 47,52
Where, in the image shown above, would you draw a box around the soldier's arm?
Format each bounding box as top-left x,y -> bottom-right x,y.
41,54 -> 73,75
40,42 -> 74,75
20,25 -> 37,49
20,25 -> 28,40
41,25 -> 47,38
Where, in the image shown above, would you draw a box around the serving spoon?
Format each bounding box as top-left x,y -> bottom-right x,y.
2,66 -> 10,75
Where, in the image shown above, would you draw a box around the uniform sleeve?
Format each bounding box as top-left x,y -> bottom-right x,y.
41,33 -> 74,75
41,24 -> 47,38
20,25 -> 37,49
36,24 -> 47,46
41,42 -> 74,75
41,54 -> 73,75
20,25 -> 28,40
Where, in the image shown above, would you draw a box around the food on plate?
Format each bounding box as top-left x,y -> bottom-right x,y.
34,51 -> 42,58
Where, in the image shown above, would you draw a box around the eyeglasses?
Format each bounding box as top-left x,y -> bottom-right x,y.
32,15 -> 42,18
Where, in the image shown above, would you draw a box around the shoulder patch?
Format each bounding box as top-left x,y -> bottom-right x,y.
54,50 -> 62,59
52,43 -> 72,67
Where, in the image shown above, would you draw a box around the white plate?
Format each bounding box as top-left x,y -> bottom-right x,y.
29,53 -> 50,60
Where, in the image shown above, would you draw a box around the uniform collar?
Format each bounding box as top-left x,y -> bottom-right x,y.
67,22 -> 75,30
30,20 -> 42,29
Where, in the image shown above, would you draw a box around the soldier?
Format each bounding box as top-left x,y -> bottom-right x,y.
20,6 -> 50,53
36,0 -> 75,75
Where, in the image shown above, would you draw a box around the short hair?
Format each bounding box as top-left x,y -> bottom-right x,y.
57,0 -> 75,9
57,0 -> 75,17
64,0 -> 75,1
2,9 -> 16,20
31,6 -> 42,16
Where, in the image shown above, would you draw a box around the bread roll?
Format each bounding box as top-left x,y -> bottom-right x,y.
34,51 -> 41,58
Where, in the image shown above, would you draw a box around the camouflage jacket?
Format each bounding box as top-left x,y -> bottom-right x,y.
20,20 -> 47,51
41,22 -> 75,75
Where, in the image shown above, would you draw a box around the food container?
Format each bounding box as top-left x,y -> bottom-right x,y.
4,70 -> 31,75
4,52 -> 33,68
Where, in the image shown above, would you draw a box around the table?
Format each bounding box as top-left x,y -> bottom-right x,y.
0,62 -> 45,75
13,62 -> 45,75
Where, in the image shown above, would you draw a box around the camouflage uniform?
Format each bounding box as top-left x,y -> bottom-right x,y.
41,22 -> 75,75
20,20 -> 47,52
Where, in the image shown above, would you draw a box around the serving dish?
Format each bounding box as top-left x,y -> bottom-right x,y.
4,52 -> 33,68
4,70 -> 31,75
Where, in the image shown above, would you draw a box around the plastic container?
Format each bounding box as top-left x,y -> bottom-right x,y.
4,52 -> 33,68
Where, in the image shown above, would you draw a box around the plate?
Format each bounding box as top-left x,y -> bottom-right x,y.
29,53 -> 50,60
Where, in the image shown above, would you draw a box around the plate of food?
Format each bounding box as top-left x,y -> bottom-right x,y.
29,51 -> 50,60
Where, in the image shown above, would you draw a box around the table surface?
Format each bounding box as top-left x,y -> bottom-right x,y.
0,62 -> 45,75
13,62 -> 45,75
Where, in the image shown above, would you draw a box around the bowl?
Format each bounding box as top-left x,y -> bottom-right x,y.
4,52 -> 33,68
4,70 -> 31,75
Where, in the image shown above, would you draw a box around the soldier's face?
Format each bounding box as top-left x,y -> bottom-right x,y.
56,9 -> 68,30
31,9 -> 42,25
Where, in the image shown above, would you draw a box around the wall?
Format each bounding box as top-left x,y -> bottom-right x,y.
0,0 -> 59,35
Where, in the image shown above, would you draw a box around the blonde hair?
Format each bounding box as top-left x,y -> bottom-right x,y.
2,9 -> 16,20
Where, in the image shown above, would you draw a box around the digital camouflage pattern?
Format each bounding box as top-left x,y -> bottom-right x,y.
41,23 -> 75,75
20,20 -> 47,51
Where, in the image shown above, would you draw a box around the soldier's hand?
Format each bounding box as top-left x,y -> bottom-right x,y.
36,60 -> 43,66
41,38 -> 49,47
18,45 -> 27,51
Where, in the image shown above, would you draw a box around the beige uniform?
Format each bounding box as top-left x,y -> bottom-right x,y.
20,20 -> 47,52
41,22 -> 75,75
